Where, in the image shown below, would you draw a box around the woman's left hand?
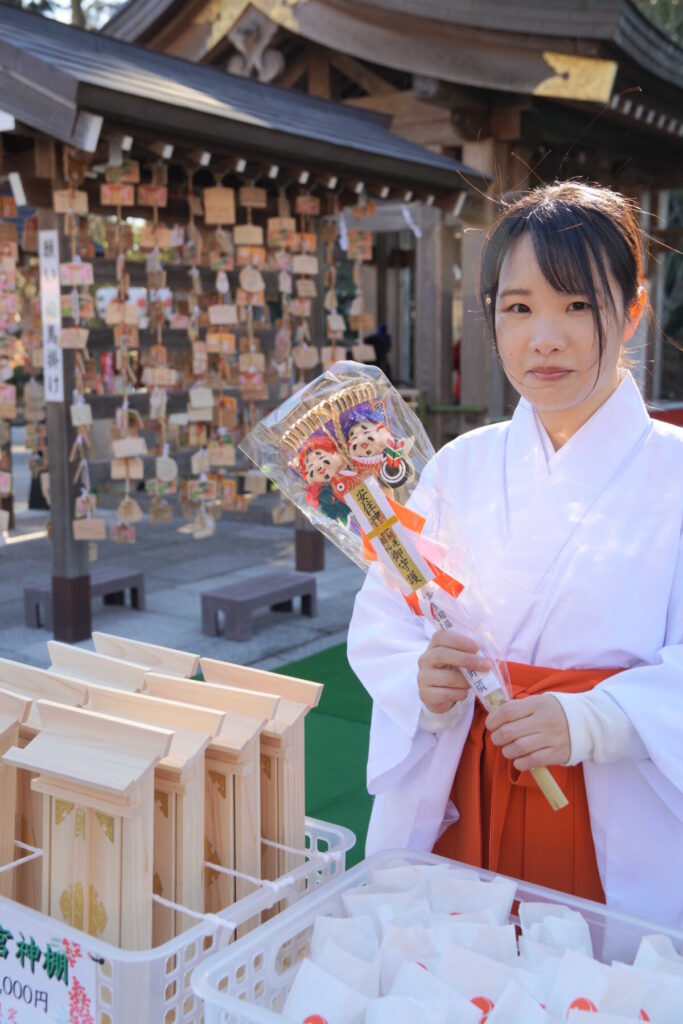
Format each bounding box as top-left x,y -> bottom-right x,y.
485,694 -> 571,770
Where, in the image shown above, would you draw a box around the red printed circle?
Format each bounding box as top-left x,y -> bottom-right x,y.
303,1016 -> 329,1024
567,997 -> 598,1016
471,995 -> 495,1023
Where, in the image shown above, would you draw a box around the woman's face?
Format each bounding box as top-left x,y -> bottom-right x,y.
494,234 -> 628,416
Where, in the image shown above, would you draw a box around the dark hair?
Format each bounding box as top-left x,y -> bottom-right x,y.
480,182 -> 644,369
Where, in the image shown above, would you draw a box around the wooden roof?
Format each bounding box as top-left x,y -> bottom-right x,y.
105,0 -> 683,96
0,4 -> 486,190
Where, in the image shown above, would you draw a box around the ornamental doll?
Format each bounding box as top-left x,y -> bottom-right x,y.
298,434 -> 360,525
343,407 -> 413,488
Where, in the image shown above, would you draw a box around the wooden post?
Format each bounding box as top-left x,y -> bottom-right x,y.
414,204 -> 454,448
5,701 -> 172,950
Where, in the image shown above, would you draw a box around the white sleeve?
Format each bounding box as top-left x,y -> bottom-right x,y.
418,692 -> 475,733
550,689 -> 648,766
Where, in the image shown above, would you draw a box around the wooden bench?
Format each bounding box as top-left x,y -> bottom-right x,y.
24,567 -> 146,629
201,570 -> 317,641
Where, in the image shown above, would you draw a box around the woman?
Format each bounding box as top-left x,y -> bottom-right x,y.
347,182 -> 683,926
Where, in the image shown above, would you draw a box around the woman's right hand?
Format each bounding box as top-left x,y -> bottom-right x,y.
417,629 -> 491,713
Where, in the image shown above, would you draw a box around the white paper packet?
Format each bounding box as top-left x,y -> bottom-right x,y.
311,915 -> 378,959
342,885 -> 422,921
546,950 -> 647,1019
376,899 -> 433,936
379,923 -> 441,993
567,1014 -> 638,1024
633,934 -> 683,977
369,862 -> 465,893
610,961 -> 683,1024
486,981 -> 559,1024
283,959 -> 370,1024
427,875 -> 516,924
444,921 -> 519,965
389,961 -> 480,1024
434,944 -> 523,1003
312,931 -> 381,999
518,901 -> 593,957
364,995 -> 449,1024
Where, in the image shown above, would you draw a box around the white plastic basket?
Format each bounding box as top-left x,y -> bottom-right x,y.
192,848 -> 683,1024
0,817 -> 355,1024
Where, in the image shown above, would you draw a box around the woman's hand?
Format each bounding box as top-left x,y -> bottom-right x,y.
417,629 -> 491,714
485,694 -> 570,769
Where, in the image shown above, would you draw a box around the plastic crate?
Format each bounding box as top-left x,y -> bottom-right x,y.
192,848 -> 683,1024
0,816 -> 354,1024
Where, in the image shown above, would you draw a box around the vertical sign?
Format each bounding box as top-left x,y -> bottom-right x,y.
39,230 -> 63,403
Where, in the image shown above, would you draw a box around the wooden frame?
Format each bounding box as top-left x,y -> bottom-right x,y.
0,689 -> 32,900
143,676 -> 266,916
48,641 -> 149,690
92,632 -> 200,678
5,701 -> 172,950
0,658 -> 90,909
86,685 -> 224,943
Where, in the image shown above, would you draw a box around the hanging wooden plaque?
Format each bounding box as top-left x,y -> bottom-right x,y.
100,183 -> 135,207
296,278 -> 317,299
105,160 -> 141,184
137,185 -> 168,208
60,262 -> 93,287
73,517 -> 107,541
233,224 -> 263,246
208,303 -> 238,326
58,327 -> 89,350
53,190 -> 89,216
238,186 -> 267,209
295,195 -> 321,217
203,187 -> 236,226
292,254 -> 318,276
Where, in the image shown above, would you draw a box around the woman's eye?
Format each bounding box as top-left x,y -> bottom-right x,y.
503,303 -> 530,313
568,300 -> 591,311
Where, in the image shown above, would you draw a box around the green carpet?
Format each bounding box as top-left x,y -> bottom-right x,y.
278,643 -> 372,867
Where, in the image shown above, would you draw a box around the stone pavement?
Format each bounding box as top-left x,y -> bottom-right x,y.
1,428 -> 364,670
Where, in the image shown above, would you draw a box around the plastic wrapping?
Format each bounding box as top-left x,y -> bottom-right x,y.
241,362 -> 566,809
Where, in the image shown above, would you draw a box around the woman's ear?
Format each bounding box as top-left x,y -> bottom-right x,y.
622,287 -> 648,342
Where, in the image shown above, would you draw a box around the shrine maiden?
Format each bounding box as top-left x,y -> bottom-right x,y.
347,182 -> 683,926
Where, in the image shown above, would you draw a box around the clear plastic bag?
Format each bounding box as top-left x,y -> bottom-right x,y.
241,361 -> 566,809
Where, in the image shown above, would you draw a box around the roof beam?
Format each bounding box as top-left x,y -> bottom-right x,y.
329,52 -> 395,95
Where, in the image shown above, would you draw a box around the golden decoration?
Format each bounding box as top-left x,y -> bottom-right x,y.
88,884 -> 107,936
534,53 -> 618,104
155,791 -> 169,819
95,812 -> 115,844
204,836 -> 222,888
20,814 -> 36,848
55,800 -> 74,826
75,808 -> 86,839
153,872 -> 163,897
208,770 -> 227,800
260,753 -> 272,781
60,881 -> 84,930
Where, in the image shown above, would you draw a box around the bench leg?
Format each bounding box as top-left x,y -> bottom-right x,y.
271,599 -> 293,612
131,583 -> 146,611
202,601 -> 219,637
302,590 -> 318,618
225,608 -> 253,642
24,593 -> 40,629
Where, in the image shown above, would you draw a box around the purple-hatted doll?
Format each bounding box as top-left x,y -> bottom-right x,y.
343,406 -> 413,489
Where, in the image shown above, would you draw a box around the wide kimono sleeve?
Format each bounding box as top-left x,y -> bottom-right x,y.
346,445 -> 475,854
597,516 -> 683,817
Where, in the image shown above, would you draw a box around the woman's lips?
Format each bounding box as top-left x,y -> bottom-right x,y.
529,368 -> 571,381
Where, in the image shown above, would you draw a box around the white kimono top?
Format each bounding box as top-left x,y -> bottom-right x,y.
347,372 -> 683,926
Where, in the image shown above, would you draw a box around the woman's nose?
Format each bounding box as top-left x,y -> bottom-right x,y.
530,319 -> 568,353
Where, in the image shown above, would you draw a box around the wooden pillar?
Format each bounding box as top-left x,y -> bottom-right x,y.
414,205 -> 454,448
38,151 -> 91,642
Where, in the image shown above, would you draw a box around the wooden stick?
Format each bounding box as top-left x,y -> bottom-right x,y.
92,633 -> 200,678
